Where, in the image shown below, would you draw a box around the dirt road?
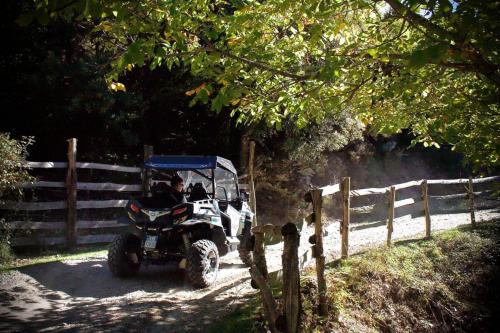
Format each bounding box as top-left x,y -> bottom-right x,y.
1,208 -> 499,333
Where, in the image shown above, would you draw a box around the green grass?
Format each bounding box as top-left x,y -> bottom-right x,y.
0,244 -> 109,272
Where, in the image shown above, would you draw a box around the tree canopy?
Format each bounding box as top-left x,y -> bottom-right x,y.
20,0 -> 500,170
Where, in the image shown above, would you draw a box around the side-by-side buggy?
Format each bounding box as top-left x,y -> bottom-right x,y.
108,155 -> 253,288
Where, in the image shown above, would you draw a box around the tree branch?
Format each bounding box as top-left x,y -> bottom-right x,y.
206,46 -> 316,82
382,0 -> 457,42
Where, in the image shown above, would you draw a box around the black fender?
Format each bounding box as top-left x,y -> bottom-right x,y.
116,215 -> 143,238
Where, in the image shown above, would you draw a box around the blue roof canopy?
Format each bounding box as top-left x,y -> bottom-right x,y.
144,155 -> 237,174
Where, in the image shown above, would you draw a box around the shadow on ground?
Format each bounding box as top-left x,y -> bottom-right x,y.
19,260 -> 188,298
1,257 -> 252,333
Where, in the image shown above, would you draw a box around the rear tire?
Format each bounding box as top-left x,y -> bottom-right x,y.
108,234 -> 141,278
187,239 -> 219,288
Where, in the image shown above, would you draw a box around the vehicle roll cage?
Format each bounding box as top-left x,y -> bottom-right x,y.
143,155 -> 240,200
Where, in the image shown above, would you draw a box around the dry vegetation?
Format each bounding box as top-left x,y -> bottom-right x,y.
300,221 -> 500,333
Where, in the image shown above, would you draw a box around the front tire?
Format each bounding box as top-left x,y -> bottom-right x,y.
108,234 -> 141,278
186,239 -> 219,288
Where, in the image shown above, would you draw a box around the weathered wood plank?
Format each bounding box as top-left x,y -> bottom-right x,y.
8,221 -> 66,230
394,198 -> 417,208
427,178 -> 469,185
468,178 -> 476,226
394,180 -> 424,190
23,181 -> 65,188
350,187 -> 388,196
11,234 -> 120,246
12,237 -> 66,246
252,231 -> 268,280
311,188 -> 328,316
75,162 -> 141,173
428,193 -> 468,200
281,223 -> 300,333
472,176 -> 500,184
1,199 -> 128,210
77,234 -> 118,244
78,220 -> 127,229
249,264 -> 279,333
350,204 -> 376,214
77,182 -> 142,191
66,138 -> 78,248
23,181 -> 141,191
77,200 -> 128,209
341,177 -> 350,259
6,220 -> 126,230
320,184 -> 340,196
387,186 -> 396,246
422,180 -> 431,239
0,201 -> 66,210
26,161 -> 67,168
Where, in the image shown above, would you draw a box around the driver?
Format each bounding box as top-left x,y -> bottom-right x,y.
170,175 -> 187,205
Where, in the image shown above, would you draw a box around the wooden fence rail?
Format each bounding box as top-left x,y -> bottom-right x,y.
26,161 -> 141,173
23,181 -> 141,192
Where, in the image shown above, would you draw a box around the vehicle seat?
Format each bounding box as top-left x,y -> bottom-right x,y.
188,182 -> 209,202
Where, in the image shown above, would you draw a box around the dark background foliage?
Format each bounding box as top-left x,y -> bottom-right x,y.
1,1 -> 242,166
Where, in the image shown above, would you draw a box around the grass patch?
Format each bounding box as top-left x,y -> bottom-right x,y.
0,244 -> 108,272
302,221 -> 500,332
208,295 -> 263,333
208,274 -> 284,333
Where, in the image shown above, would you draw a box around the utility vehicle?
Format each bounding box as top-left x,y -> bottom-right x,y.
108,155 -> 253,288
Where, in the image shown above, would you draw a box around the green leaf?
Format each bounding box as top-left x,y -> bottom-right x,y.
15,13 -> 34,27
367,48 -> 378,58
409,50 -> 427,68
35,10 -> 49,25
409,45 -> 447,67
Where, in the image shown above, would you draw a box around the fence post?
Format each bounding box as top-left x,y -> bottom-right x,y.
249,230 -> 277,333
248,140 -> 258,226
252,231 -> 268,282
249,264 -> 279,333
311,189 -> 327,316
143,145 -> 154,196
341,177 -> 350,259
66,138 -> 77,249
387,186 -> 396,246
281,223 -> 300,333
422,180 -> 431,239
467,177 -> 476,226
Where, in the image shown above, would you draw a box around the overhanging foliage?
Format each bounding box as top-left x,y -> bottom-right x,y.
20,0 -> 500,170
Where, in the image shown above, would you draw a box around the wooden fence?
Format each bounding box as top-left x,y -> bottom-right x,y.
1,139 -> 255,249
0,138 -> 145,248
249,174 -> 499,333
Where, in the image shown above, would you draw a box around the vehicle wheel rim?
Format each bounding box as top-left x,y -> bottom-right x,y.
204,250 -> 218,282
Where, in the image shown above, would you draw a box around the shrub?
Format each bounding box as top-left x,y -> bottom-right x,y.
0,132 -> 34,264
